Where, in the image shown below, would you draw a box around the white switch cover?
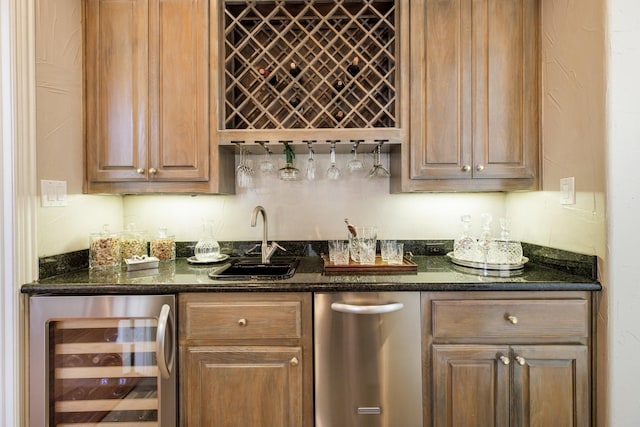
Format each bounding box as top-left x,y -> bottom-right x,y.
41,180 -> 68,207
560,177 -> 575,205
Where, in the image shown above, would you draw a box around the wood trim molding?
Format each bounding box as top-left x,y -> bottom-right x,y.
0,0 -> 38,425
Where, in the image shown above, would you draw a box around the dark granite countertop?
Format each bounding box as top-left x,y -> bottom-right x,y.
22,255 -> 601,295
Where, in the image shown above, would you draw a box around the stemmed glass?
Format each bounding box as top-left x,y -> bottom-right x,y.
326,141 -> 341,180
368,140 -> 390,178
236,145 -> 254,188
305,141 -> 316,181
347,140 -> 364,173
257,141 -> 275,174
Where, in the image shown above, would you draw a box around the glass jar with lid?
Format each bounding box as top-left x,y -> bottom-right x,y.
89,224 -> 121,270
150,227 -> 175,261
120,223 -> 147,261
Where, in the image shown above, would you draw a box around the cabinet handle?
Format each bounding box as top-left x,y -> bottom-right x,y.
515,356 -> 526,366
238,318 -> 247,327
149,168 -> 158,175
461,165 -> 471,172
476,164 -> 485,172
290,357 -> 299,367
136,168 -> 145,174
499,354 -> 510,365
506,314 -> 518,324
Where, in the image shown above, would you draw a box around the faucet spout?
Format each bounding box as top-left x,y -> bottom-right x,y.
251,205 -> 283,263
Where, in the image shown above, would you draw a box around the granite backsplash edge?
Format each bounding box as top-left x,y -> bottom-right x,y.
37,240 -> 597,281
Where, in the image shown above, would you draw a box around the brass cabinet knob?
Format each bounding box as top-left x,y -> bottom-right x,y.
476,164 -> 485,172
499,354 -> 510,365
506,314 -> 518,324
136,168 -> 145,174
149,167 -> 158,175
515,356 -> 526,366
461,165 -> 471,172
290,357 -> 299,367
238,318 -> 247,327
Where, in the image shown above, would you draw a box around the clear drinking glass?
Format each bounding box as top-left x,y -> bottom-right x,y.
387,242 -> 404,265
333,241 -> 350,265
380,240 -> 395,262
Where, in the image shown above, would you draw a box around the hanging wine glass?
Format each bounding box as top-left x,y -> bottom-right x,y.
368,140 -> 390,178
257,141 -> 275,174
305,141 -> 316,181
326,141 -> 341,180
235,145 -> 254,188
347,140 -> 364,173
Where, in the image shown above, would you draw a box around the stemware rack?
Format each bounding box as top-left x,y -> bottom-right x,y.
220,0 -> 401,132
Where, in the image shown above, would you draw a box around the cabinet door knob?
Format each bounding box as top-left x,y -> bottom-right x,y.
136,168 -> 145,174
149,168 -> 158,175
476,164 -> 485,172
515,356 -> 526,366
461,165 -> 471,172
506,314 -> 518,324
238,318 -> 247,327
499,354 -> 510,365
290,357 -> 299,367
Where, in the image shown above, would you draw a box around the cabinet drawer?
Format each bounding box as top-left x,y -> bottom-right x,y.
182,300 -> 302,341
432,299 -> 588,339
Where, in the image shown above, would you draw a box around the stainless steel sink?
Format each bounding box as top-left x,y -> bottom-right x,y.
208,257 -> 299,280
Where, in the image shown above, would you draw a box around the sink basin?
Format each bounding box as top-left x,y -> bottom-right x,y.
208,257 -> 299,280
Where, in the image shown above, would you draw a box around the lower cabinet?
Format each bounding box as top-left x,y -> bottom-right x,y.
179,292 -> 313,427
423,291 -> 593,427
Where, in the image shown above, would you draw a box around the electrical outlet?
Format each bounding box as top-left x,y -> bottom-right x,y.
425,242 -> 446,255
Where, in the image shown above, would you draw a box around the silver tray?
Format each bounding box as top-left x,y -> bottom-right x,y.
446,252 -> 528,271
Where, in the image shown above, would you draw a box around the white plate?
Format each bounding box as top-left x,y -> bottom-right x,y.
187,254 -> 230,264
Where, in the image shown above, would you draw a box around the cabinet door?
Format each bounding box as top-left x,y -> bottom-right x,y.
148,0 -> 209,182
510,345 -> 589,427
409,0 -> 538,184
85,0 -> 149,182
471,0 -> 539,180
182,346 -> 304,427
432,344 -> 510,427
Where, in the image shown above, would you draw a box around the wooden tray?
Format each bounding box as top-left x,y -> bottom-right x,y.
322,254 -> 418,275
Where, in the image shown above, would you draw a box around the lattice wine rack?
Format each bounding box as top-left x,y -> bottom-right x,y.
222,0 -> 399,130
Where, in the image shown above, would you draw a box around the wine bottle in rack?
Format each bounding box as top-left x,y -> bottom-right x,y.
289,62 -> 302,78
334,109 -> 345,122
258,67 -> 278,86
347,57 -> 360,77
290,95 -> 301,108
333,79 -> 346,93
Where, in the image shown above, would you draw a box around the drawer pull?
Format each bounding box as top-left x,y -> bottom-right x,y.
290,357 -> 299,367
515,356 -> 526,366
506,314 -> 518,324
238,318 -> 247,327
499,354 -> 510,365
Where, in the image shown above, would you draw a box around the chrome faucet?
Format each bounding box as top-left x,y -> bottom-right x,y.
250,205 -> 285,263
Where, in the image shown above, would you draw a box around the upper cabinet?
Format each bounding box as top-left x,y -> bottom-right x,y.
392,0 -> 540,192
84,0 -> 234,194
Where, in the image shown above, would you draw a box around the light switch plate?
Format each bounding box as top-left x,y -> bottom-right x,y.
560,177 -> 575,205
41,180 -> 68,207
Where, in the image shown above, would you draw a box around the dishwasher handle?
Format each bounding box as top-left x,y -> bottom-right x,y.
331,301 -> 404,315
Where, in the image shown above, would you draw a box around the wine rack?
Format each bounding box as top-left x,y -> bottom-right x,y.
222,0 -> 399,130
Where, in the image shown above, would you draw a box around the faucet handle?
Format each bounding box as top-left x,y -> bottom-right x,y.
271,241 -> 287,252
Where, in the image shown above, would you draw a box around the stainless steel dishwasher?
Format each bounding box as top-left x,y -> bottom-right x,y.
315,292 -> 423,427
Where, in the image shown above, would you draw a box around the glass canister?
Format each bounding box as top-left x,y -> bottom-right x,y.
89,224 -> 121,270
150,227 -> 176,261
120,223 -> 147,261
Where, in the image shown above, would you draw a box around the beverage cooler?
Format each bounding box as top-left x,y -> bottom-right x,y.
28,295 -> 176,426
